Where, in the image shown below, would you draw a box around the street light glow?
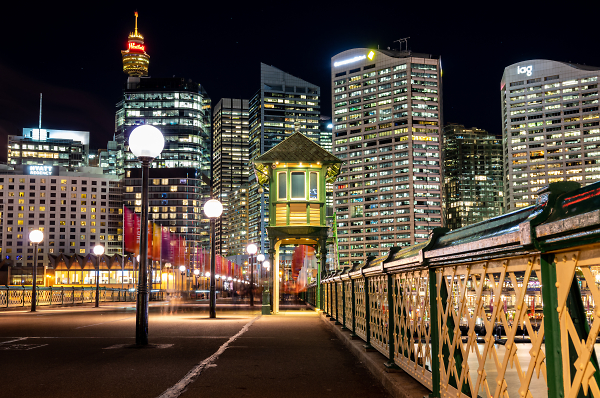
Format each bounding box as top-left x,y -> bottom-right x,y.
246,243 -> 258,255
193,269 -> 200,275
203,199 -> 223,218
93,245 -> 105,256
257,254 -> 265,262
128,125 -> 165,159
29,230 -> 43,244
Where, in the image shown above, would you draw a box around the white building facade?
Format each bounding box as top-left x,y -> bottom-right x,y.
501,60 -> 600,211
331,48 -> 443,267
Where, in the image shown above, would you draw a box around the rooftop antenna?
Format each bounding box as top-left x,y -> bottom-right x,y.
394,37 -> 410,52
39,93 -> 42,129
134,11 -> 139,36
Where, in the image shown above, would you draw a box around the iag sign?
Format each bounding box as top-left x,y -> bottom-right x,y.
518,65 -> 533,76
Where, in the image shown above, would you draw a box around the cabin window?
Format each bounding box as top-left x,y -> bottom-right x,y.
278,172 -> 287,200
291,172 -> 305,199
309,172 -> 318,200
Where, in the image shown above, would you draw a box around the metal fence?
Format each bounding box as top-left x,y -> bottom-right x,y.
0,286 -> 164,308
309,181 -> 600,398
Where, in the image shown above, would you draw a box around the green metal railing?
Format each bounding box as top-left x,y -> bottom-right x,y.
308,181 -> 600,398
0,286 -> 164,308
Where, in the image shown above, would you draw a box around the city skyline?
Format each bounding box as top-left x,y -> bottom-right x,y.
2,4 -> 599,160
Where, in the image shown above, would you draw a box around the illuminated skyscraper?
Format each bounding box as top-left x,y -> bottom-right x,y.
331,48 -> 443,266
443,124 -> 503,230
121,12 -> 150,77
501,60 -> 600,211
248,63 -> 321,255
212,98 -> 250,255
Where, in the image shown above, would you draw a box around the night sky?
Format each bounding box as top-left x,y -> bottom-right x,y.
1,2 -> 599,162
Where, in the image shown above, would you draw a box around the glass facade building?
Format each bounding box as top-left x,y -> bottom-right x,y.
331,48 -> 443,266
443,124 -> 503,230
501,60 -> 600,211
8,128 -> 89,169
115,77 -> 211,176
248,64 -> 321,255
212,98 -> 250,255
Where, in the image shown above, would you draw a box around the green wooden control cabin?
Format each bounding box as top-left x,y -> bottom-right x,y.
253,132 -> 342,312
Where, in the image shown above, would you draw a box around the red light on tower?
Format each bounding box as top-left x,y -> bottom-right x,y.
128,42 -> 146,52
121,12 -> 150,77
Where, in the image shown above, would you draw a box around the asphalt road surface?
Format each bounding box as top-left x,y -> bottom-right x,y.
0,301 -> 390,398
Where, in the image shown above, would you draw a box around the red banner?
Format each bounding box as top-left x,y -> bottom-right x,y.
152,223 -> 161,261
124,206 -> 140,255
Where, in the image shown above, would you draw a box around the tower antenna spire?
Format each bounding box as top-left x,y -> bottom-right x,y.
134,11 -> 139,36
39,93 -> 42,129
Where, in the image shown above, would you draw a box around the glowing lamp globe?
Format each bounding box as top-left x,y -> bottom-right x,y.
246,243 -> 258,255
205,272 -> 210,278
29,230 -> 43,244
263,260 -> 270,269
203,199 -> 223,218
193,269 -> 200,276
129,125 -> 164,159
179,265 -> 186,272
93,245 -> 105,256
257,254 -> 265,262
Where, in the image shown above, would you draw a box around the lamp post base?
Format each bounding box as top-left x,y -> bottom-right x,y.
262,290 -> 271,315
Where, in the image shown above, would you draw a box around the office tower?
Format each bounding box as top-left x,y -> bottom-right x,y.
248,63 -> 321,255
227,184 -> 249,256
0,165 -> 122,284
122,168 -> 207,256
501,60 -> 600,211
319,116 -> 334,209
121,12 -> 150,77
115,77 -> 211,175
8,128 -> 89,168
319,116 -> 333,153
331,48 -> 443,267
443,124 -> 503,230
212,98 -> 249,255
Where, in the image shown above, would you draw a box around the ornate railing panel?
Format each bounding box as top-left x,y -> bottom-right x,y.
355,277 -> 367,341
393,269 -> 432,389
344,280 -> 353,330
0,287 -> 148,309
368,275 -> 389,357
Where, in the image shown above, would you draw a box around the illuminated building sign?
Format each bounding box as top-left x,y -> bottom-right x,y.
27,165 -> 58,176
517,65 -> 533,76
334,55 -> 366,67
128,42 -> 145,52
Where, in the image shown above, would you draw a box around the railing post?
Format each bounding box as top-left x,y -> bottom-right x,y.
350,278 -> 357,338
385,273 -> 398,369
363,276 -> 373,350
429,269 -> 440,398
334,282 -> 341,325
341,279 -> 347,330
61,286 -> 64,306
540,253 -> 564,398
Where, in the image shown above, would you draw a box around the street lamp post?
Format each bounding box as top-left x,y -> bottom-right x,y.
93,245 -> 105,308
129,124 -> 164,346
203,199 -> 223,318
262,260 -> 271,315
164,263 -> 171,294
29,230 -> 43,312
247,243 -> 257,307
193,269 -> 200,298
179,265 -> 186,297
257,253 -> 265,288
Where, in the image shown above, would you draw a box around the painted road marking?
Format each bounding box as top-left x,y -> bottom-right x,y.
156,315 -> 261,398
75,316 -> 136,329
0,343 -> 48,350
103,343 -> 173,349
